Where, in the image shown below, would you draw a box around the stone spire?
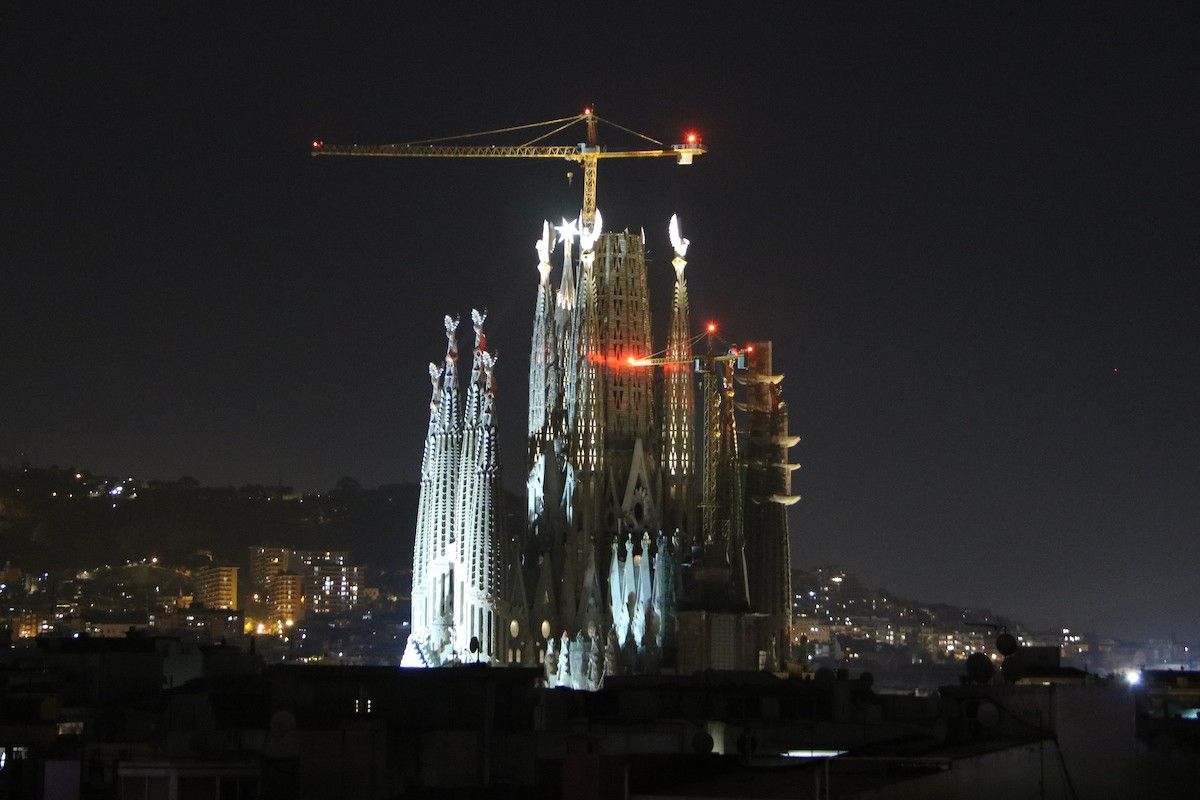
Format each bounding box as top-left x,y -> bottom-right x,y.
528,221 -> 559,444
411,361 -> 443,606
527,221 -> 563,549
561,209 -> 607,606
662,214 -> 696,534
433,315 -> 462,565
405,310 -> 507,668
439,316 -> 461,433
403,315 -> 464,667
571,211 -> 606,478
555,217 -> 580,428
455,310 -> 504,658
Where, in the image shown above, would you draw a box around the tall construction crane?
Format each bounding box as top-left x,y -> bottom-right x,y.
310,109 -> 706,228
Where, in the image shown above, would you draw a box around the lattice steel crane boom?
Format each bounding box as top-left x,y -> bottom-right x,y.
310,109 -> 706,228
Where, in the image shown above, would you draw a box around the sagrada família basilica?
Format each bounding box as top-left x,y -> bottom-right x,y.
401,211 -> 799,689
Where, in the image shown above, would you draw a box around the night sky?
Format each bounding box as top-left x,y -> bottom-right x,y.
4,5 -> 1197,642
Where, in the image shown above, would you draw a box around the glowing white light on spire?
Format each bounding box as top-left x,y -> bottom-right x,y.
535,220 -> 552,284
580,209 -> 603,251
668,214 -> 690,258
554,217 -> 579,244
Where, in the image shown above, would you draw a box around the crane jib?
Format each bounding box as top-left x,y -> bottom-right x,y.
311,144 -> 705,160
310,112 -> 706,230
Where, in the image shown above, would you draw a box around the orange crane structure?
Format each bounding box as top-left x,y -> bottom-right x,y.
310,109 -> 706,229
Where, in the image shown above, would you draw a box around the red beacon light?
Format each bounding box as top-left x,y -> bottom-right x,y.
706,322 -> 717,334
677,132 -> 702,164
312,139 -> 324,149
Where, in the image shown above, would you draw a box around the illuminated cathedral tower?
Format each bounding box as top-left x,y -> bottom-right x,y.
526,222 -> 564,552
512,211 -> 689,685
661,215 -> 696,535
403,310 -> 506,667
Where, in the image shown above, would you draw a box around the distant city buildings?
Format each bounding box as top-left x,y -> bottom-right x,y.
0,464 -> 1191,677
248,546 -> 294,604
296,550 -> 360,615
786,564 -> 1197,692
271,572 -> 304,623
193,565 -> 238,610
244,547 -> 365,630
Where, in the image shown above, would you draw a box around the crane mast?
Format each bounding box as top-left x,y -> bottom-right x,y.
311,110 -> 705,229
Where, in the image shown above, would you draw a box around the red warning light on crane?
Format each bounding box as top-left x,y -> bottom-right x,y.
312,140 -> 324,149
706,322 -> 717,334
686,132 -> 698,144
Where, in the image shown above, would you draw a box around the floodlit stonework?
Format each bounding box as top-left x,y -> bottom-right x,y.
405,212 -> 799,686
403,311 -> 504,667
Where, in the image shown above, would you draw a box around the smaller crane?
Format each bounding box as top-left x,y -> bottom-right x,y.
311,109 -> 706,229
626,325 -> 747,554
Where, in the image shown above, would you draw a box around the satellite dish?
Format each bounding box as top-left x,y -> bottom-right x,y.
996,632 -> 1018,656
469,636 -> 480,654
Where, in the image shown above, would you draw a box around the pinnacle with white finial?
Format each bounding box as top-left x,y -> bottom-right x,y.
535,220 -> 553,284
579,209 -> 604,253
554,217 -> 579,245
669,214 -> 690,279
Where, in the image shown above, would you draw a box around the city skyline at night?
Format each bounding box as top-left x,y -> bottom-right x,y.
3,4 -> 1197,651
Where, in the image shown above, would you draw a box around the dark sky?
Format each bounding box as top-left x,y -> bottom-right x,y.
3,4 -> 1197,642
